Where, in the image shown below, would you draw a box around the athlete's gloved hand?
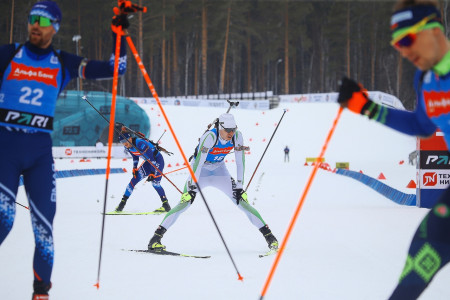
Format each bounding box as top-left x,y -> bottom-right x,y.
146,173 -> 155,182
338,77 -> 381,119
181,191 -> 196,204
132,168 -> 138,178
112,14 -> 130,29
233,189 -> 248,205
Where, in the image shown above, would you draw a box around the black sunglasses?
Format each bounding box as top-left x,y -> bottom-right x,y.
220,124 -> 237,133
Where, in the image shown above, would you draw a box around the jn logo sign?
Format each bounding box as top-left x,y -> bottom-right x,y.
423,172 -> 437,186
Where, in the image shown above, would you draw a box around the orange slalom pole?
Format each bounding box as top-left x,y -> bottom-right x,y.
149,166 -> 187,179
259,107 -> 344,299
94,29 -> 123,291
125,35 -> 244,282
125,36 -> 196,182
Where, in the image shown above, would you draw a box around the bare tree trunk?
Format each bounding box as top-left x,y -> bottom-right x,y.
396,53 -> 402,96
219,4 -> 231,94
150,40 -> 154,79
284,1 -> 289,94
246,13 -> 252,93
307,49 -> 314,93
201,0 -> 208,95
9,0 -> 14,43
172,16 -> 180,96
162,0 -> 166,97
77,0 -> 83,90
346,2 -> 350,77
195,45 -> 199,95
292,46 -> 296,93
370,4 -> 376,90
184,33 -> 194,96
167,38 -> 171,95
137,0 -> 144,96
383,56 -> 394,95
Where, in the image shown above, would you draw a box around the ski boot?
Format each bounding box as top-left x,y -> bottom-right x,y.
148,226 -> 167,252
152,197 -> 171,214
259,224 -> 279,250
32,280 -> 51,300
115,195 -> 129,212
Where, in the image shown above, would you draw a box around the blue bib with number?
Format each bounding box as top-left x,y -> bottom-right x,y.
205,128 -> 235,163
0,43 -> 62,132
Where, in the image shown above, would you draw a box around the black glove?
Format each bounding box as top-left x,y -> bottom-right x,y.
181,190 -> 197,204
337,77 -> 363,106
337,77 -> 382,119
233,189 -> 248,205
112,14 -> 130,29
146,173 -> 155,182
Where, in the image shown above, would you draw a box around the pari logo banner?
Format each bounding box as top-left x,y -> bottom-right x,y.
420,150 -> 450,169
7,61 -> 59,87
419,170 -> 450,189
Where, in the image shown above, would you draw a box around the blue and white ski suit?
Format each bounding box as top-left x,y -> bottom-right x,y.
0,34 -> 126,286
122,138 -> 167,200
160,128 -> 267,230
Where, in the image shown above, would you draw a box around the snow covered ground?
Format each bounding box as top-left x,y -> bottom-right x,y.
2,102 -> 450,299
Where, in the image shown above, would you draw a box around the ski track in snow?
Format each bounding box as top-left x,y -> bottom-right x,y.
2,102 -> 449,299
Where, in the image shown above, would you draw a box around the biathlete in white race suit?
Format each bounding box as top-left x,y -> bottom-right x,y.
147,113 -> 279,252
115,129 -> 171,214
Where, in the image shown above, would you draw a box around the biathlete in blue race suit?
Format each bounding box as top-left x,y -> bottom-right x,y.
147,113 -> 279,253
0,1 -> 129,298
337,1 -> 450,298
114,130 -> 171,214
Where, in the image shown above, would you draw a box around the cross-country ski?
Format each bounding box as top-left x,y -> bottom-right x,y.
124,249 -> 211,259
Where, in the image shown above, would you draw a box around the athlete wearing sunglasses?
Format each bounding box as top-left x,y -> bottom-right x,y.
29,15 -> 55,27
336,1 -> 450,299
148,113 -> 279,254
28,14 -> 58,49
0,1 -> 131,299
390,14 -> 437,49
390,6 -> 447,71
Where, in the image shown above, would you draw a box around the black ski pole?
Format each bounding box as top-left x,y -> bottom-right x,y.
82,96 -> 182,194
194,181 -> 243,281
15,201 -> 29,210
245,109 -> 287,192
156,130 -> 166,143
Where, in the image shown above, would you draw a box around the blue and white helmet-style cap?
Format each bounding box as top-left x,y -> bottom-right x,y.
30,1 -> 62,32
218,113 -> 237,131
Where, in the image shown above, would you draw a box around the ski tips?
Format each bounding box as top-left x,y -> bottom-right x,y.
82,95 -> 87,100
93,281 -> 100,289
237,273 -> 244,282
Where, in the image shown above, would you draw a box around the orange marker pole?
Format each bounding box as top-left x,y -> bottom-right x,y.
150,166 -> 188,179
94,28 -> 123,291
259,107 -> 343,299
125,35 -> 244,281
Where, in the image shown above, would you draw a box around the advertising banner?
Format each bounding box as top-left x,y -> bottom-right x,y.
53,146 -> 131,159
130,97 -> 270,110
417,130 -> 450,208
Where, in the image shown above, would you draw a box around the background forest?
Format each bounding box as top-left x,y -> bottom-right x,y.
1,0 -> 450,109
